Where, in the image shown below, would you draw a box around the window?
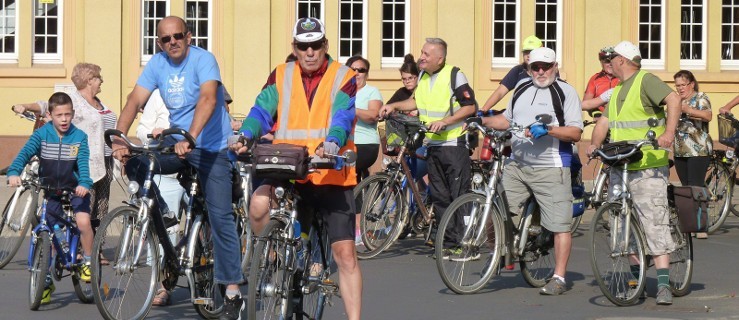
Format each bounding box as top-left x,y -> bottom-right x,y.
185,0 -> 211,51
33,0 -> 62,64
680,0 -> 706,68
721,0 -> 739,69
297,0 -> 323,20
381,0 -> 409,66
491,0 -> 520,67
638,0 -> 665,69
534,0 -> 562,63
338,0 -> 366,62
0,0 -> 18,62
141,0 -> 168,64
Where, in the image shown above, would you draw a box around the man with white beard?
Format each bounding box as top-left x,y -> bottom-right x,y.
481,47 -> 583,296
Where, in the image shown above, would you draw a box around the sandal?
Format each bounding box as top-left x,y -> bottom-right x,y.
152,289 -> 171,306
99,253 -> 110,266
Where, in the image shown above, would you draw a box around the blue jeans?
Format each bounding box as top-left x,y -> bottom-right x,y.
125,148 -> 243,285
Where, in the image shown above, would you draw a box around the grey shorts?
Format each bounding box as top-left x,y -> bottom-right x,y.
608,166 -> 676,256
502,161 -> 573,233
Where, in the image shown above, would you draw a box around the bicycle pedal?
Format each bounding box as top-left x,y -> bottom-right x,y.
193,297 -> 213,306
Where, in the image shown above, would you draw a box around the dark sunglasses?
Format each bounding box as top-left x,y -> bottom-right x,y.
352,67 -> 368,74
529,62 -> 554,72
160,32 -> 186,44
295,40 -> 325,51
599,57 -> 612,63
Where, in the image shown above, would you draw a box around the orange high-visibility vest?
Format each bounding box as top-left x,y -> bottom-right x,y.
272,60 -> 357,186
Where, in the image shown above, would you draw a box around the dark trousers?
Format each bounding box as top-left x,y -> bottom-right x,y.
674,156 -> 711,187
356,143 -> 379,183
91,156 -> 114,226
427,145 -> 471,246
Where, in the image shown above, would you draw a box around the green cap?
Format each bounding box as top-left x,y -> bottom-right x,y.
522,35 -> 543,51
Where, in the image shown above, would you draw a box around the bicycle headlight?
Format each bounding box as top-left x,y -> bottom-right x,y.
274,186 -> 285,199
726,149 -> 735,160
128,181 -> 140,195
472,173 -> 484,185
382,156 -> 392,166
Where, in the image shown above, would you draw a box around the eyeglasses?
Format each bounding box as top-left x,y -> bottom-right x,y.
402,76 -> 417,83
599,57 -> 612,63
675,82 -> 692,89
352,67 -> 368,74
159,32 -> 186,44
529,62 -> 555,72
295,40 -> 325,51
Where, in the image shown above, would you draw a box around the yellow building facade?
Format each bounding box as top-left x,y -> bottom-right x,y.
1,0 -> 738,168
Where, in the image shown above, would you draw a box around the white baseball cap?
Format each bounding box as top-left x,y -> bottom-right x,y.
529,47 -> 556,64
293,17 -> 325,43
613,41 -> 642,65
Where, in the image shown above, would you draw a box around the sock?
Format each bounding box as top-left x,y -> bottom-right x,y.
657,268 -> 670,288
83,255 -> 92,264
226,288 -> 241,299
630,264 -> 640,281
553,274 -> 565,282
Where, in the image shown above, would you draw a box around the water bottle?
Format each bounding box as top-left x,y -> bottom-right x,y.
53,224 -> 69,254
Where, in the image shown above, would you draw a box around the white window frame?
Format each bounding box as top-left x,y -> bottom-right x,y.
140,0 -> 170,65
679,0 -> 706,69
185,0 -> 212,51
32,0 -> 63,64
380,0 -> 410,68
0,0 -> 19,63
296,0 -> 324,20
721,0 -> 739,70
534,0 -> 563,65
638,0 -> 665,70
491,0 -> 521,68
337,0 -> 367,63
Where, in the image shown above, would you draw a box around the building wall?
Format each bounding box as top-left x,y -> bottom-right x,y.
1,0 -> 739,169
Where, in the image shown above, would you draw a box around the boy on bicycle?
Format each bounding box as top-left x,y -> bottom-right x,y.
7,92 -> 93,304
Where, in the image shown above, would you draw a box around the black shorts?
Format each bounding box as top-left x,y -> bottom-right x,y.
45,193 -> 91,226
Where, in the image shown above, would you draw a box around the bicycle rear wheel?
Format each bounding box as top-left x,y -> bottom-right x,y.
92,206 -> 159,320
0,187 -> 39,269
355,174 -> 406,259
589,202 -> 648,306
28,231 -> 51,310
435,193 -> 502,294
704,160 -> 733,233
248,220 -> 292,320
297,223 -> 337,319
191,215 -> 225,319
519,205 -> 556,288
668,209 -> 693,297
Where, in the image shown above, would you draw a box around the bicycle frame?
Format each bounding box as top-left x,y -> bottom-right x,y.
28,192 -> 81,271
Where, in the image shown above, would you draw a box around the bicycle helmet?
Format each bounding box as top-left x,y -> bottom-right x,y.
522,35 -> 543,52
598,46 -> 615,61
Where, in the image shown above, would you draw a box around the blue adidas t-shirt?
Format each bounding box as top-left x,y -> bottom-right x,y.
137,45 -> 231,151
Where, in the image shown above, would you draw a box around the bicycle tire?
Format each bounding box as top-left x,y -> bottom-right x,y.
355,174 -> 406,259
297,223 -> 336,319
237,198 -> 254,281
248,220 -> 293,320
668,209 -> 693,297
569,215 -> 583,233
589,202 -> 648,306
191,214 -> 225,319
91,206 -> 159,320
519,204 -> 556,288
435,193 -> 502,294
72,244 -> 94,304
28,231 -> 50,310
704,160 -> 733,233
0,187 -> 39,269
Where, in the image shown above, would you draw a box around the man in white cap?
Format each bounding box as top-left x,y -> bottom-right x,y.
587,40 -> 681,305
482,47 -> 583,295
230,17 -> 362,319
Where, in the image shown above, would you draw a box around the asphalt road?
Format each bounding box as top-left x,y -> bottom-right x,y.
2,177 -> 739,320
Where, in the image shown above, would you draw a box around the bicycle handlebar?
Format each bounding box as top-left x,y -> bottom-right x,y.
592,138 -> 657,163
104,128 -> 197,154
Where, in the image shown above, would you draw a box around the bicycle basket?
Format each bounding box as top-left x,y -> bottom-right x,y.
717,114 -> 739,148
382,113 -> 423,155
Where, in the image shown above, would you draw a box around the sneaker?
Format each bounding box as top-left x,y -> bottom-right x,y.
219,295 -> 245,320
450,248 -> 481,262
540,277 -> 567,295
41,282 -> 55,304
78,263 -> 92,283
656,286 -> 673,305
441,247 -> 462,260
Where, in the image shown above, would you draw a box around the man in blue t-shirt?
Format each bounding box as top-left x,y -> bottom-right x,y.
480,35 -> 543,114
111,16 -> 244,319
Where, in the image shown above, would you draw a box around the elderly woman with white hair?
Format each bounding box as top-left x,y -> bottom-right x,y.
12,63 -> 118,230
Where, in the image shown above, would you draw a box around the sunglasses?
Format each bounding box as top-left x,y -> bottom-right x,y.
600,57 -> 612,63
295,40 -> 325,51
160,32 -> 186,44
352,67 -> 368,74
529,62 -> 555,72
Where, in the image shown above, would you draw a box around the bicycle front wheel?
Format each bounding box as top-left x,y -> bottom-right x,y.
297,223 -> 336,319
92,206 -> 159,320
191,215 -> 225,319
519,207 -> 556,288
0,187 -> 39,269
435,193 -> 502,294
28,231 -> 51,310
248,220 -> 292,320
705,160 -> 733,233
355,173 -> 406,259
72,244 -> 94,304
669,209 -> 693,297
589,202 -> 648,306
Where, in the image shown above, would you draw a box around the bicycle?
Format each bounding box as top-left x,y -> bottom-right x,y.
589,127 -> 693,306
247,145 -> 356,320
434,116 -> 556,294
701,113 -> 739,233
0,111 -> 43,269
91,128 -> 228,320
28,186 -> 94,310
570,118 -> 610,233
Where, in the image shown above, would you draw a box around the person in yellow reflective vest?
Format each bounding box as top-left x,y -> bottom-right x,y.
379,38 -> 477,256
587,41 -> 681,306
230,17 -> 362,320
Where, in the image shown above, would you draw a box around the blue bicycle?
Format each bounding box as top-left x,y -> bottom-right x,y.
28,187 -> 93,310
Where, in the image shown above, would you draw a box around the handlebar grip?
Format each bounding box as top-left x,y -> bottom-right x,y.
161,128 -> 197,149
104,129 -> 125,148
